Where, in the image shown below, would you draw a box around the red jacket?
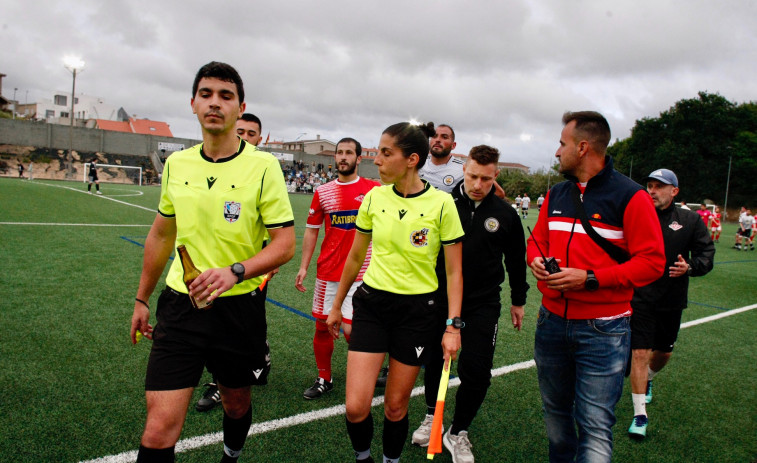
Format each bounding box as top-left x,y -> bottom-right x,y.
527,158 -> 665,319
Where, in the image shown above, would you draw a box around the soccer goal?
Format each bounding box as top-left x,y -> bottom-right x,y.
82,163 -> 142,186
677,202 -> 717,213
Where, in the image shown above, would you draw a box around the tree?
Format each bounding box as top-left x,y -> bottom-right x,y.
607,92 -> 757,209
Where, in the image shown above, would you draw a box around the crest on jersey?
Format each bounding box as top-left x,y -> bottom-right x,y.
410,228 -> 430,247
443,175 -> 455,186
669,221 -> 683,231
308,208 -> 315,217
224,201 -> 241,223
484,217 -> 499,232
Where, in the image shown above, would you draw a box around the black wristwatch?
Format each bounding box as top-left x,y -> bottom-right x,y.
230,263 -> 245,284
446,317 -> 465,329
585,270 -> 599,292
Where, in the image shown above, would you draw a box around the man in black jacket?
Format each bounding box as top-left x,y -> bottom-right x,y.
412,145 -> 529,463
627,168 -> 715,439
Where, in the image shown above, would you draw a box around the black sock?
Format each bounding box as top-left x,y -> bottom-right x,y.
136,445 -> 175,463
96,184 -> 100,191
88,184 -> 91,191
382,413 -> 408,460
346,414 -> 373,456
222,405 -> 252,462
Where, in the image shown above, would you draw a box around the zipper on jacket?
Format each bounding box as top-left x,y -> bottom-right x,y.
563,217 -> 578,319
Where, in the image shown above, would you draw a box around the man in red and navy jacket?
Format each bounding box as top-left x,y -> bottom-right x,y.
527,111 -> 665,463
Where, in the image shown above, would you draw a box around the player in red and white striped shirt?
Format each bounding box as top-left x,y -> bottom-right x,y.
295,138 -> 380,399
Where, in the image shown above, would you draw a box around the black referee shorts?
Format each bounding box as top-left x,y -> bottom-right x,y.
145,286 -> 269,391
349,283 -> 438,366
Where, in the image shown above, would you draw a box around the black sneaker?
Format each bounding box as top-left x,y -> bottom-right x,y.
303,377 -> 333,399
195,383 -> 221,412
375,366 -> 389,388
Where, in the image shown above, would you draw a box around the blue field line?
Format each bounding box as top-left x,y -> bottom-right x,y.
265,298 -> 317,321
715,259 -> 757,264
689,301 -> 729,311
120,236 -> 146,248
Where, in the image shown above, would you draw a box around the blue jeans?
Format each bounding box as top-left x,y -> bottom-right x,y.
534,305 -> 630,463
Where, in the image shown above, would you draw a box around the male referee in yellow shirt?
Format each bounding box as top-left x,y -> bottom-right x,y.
130,62 -> 295,463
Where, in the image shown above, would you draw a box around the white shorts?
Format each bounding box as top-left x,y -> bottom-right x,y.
312,278 -> 360,324
711,226 -> 721,232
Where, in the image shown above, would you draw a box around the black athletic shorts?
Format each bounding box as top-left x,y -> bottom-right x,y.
630,305 -> 683,353
738,228 -> 752,238
145,286 -> 269,390
348,283 -> 438,366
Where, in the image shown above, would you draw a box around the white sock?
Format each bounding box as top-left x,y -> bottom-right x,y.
632,393 -> 647,416
648,366 -> 658,381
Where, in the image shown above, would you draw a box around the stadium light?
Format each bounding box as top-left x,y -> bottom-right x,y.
64,55 -> 85,178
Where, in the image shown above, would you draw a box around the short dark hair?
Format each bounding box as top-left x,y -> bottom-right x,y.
382,122 -> 435,170
562,111 -> 611,153
436,124 -> 455,141
240,113 -> 261,131
336,137 -> 362,157
468,145 -> 500,166
192,61 -> 244,104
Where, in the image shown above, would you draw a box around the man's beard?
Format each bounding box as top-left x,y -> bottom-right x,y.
338,163 -> 356,176
430,146 -> 451,159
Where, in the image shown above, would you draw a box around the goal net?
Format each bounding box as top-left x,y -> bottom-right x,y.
82,163 -> 142,186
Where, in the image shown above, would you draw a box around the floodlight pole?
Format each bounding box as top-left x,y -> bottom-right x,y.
67,67 -> 78,178
723,153 -> 732,222
12,88 -> 17,119
64,57 -> 84,179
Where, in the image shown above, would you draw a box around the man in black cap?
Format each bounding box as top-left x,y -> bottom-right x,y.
627,168 -> 715,439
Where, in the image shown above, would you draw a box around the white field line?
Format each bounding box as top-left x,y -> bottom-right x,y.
79,303 -> 756,463
31,181 -> 156,213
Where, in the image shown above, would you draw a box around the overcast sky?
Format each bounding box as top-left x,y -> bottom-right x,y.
2,0 -> 755,170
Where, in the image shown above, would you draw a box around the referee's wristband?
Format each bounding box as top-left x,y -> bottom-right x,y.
135,298 -> 150,310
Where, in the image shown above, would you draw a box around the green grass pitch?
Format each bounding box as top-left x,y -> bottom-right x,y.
0,177 -> 755,462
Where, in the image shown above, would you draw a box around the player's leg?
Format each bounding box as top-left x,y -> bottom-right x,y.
345,351 -> 385,462
217,384 -> 252,463
138,388 -> 194,458
382,291 -> 438,461
382,358 -> 421,460
345,283 -> 390,462
306,279 -> 335,399
534,306 -> 578,461
139,288 -> 206,461
628,305 -> 655,438
572,316 -> 629,460
87,178 -> 92,192
445,306 -> 499,462
95,178 -> 101,193
210,292 -> 268,462
647,309 -> 683,387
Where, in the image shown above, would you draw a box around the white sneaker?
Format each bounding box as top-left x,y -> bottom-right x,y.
443,429 -> 474,463
96,191 -> 103,195
411,414 -> 438,447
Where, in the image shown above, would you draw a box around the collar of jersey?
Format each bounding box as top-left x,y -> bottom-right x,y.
392,179 -> 431,199
200,139 -> 246,163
